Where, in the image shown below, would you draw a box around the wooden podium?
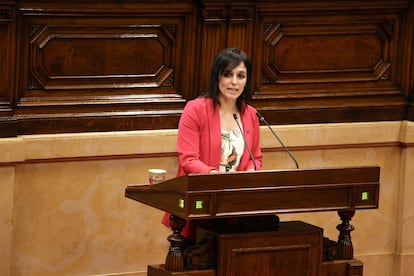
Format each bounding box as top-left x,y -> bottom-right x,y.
125,166 -> 380,276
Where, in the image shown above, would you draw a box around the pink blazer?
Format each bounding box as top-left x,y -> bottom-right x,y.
176,97 -> 263,175
163,97 -> 263,239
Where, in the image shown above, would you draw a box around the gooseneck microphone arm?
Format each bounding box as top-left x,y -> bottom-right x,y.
256,111 -> 299,169
233,113 -> 257,171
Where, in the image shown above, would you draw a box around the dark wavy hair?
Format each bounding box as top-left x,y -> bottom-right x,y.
206,48 -> 252,113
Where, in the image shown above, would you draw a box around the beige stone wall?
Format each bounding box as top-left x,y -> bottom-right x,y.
0,122 -> 413,276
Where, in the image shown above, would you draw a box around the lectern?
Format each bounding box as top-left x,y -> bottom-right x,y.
125,166 -> 380,276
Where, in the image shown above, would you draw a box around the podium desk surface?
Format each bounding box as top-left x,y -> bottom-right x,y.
125,166 -> 380,220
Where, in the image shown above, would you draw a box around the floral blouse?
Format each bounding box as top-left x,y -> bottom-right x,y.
220,128 -> 245,172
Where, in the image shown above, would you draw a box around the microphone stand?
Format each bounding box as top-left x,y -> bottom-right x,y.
233,113 -> 257,171
256,111 -> 299,169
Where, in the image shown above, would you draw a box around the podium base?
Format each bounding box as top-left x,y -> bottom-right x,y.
322,259 -> 363,276
148,221 -> 363,276
148,265 -> 216,276
148,260 -> 363,276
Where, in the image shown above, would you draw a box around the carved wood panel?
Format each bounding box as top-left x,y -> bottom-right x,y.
13,1 -> 196,135
0,8 -> 11,109
197,2 -> 255,94
0,0 -> 413,136
0,4 -> 17,137
249,1 -> 410,124
28,25 -> 176,91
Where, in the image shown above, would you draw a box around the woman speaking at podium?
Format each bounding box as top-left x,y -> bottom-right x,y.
162,47 -> 263,241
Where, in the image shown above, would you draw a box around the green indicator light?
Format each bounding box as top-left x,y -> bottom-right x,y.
196,200 -> 203,209
179,199 -> 185,208
361,192 -> 369,201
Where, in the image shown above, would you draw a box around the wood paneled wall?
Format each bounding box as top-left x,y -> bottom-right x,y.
0,0 -> 413,137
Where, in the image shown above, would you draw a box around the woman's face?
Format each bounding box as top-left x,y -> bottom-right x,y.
218,62 -> 247,102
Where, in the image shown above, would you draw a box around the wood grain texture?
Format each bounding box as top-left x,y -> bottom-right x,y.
0,0 -> 413,136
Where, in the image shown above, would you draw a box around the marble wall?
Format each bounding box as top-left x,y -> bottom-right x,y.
0,121 -> 413,276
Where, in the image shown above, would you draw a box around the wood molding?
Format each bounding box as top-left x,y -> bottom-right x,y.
0,0 -> 412,136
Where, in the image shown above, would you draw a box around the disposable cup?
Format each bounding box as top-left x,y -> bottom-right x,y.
148,169 -> 166,185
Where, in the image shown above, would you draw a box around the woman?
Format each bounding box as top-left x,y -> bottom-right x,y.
162,48 -> 263,239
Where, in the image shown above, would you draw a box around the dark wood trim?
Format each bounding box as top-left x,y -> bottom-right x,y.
0,0 -> 413,137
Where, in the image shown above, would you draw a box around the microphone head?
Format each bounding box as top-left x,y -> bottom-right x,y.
256,111 -> 264,122
232,113 -> 238,120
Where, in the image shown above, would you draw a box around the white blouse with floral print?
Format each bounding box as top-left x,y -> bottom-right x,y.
219,128 -> 245,172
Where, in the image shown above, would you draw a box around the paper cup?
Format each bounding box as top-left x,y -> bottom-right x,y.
148,169 -> 166,185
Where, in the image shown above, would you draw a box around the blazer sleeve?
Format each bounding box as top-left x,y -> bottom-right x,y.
177,100 -> 216,174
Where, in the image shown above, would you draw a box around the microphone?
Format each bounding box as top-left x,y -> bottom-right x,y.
233,113 -> 257,171
256,111 -> 299,169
